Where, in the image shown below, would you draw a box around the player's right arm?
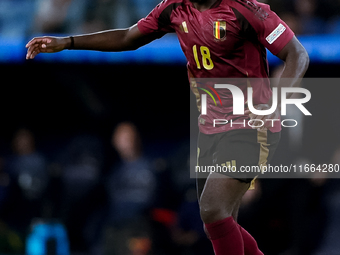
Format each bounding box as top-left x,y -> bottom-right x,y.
26,0 -> 174,60
25,24 -> 159,60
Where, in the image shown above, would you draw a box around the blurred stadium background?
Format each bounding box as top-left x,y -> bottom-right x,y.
1,0 -> 340,254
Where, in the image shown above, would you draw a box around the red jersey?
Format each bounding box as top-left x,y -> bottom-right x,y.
138,0 -> 294,134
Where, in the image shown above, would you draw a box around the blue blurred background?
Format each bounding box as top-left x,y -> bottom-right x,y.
1,0 -> 340,254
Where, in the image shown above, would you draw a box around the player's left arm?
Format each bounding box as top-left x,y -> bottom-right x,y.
276,35 -> 310,83
249,36 -> 309,129
270,36 -> 309,113
244,1 -> 310,129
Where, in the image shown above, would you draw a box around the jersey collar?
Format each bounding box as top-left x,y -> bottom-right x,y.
184,0 -> 223,10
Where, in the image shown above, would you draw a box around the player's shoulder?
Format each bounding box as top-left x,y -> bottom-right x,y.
157,0 -> 185,7
153,0 -> 186,15
223,0 -> 271,21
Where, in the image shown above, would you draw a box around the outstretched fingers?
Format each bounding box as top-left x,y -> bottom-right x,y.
25,37 -> 52,48
25,37 -> 52,59
26,44 -> 40,59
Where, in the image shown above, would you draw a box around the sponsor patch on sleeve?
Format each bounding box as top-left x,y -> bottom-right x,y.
266,23 -> 286,45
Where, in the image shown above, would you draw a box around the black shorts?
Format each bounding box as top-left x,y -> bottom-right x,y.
196,129 -> 281,183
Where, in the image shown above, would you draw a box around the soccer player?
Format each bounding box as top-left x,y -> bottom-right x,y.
26,0 -> 309,254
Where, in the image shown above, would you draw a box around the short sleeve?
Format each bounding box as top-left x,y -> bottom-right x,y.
256,4 -> 294,55
232,0 -> 294,55
137,0 -> 176,35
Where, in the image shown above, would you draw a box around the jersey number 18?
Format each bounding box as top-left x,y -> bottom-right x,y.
192,45 -> 214,70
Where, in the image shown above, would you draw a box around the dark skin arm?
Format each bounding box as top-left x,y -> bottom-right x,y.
26,24 -> 157,59
276,36 -> 310,79
247,36 -> 310,130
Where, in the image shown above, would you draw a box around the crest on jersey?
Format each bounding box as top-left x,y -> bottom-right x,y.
213,21 -> 226,40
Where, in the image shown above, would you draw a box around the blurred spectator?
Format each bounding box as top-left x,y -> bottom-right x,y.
33,0 -> 73,34
8,128 -> 48,202
131,0 -> 161,22
103,122 -> 156,255
150,140 -> 196,255
82,0 -> 117,33
81,0 -> 158,32
57,134 -> 104,253
0,0 -> 35,37
32,0 -> 160,34
0,155 -> 23,255
239,172 -> 327,255
171,187 -> 213,255
0,157 -> 10,211
0,128 -> 48,252
313,147 -> 340,254
5,128 -> 48,227
285,177 -> 327,254
59,135 -> 103,210
294,0 -> 326,35
33,0 -> 90,34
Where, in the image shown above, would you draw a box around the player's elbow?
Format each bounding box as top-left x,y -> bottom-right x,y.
279,37 -> 310,73
286,44 -> 310,73
121,25 -> 146,51
292,38 -> 310,67
297,44 -> 309,65
296,47 -> 310,72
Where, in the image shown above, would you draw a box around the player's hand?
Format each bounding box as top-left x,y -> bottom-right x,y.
25,36 -> 70,59
245,104 -> 280,131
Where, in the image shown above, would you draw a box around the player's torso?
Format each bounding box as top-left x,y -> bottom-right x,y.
168,0 -> 267,78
